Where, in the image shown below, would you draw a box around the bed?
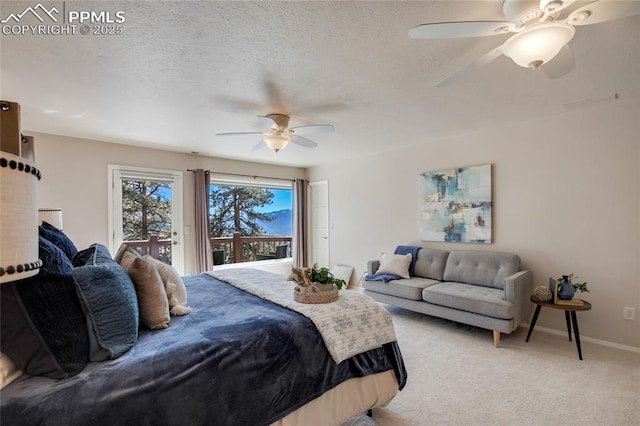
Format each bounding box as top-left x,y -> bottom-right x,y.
1,236 -> 407,425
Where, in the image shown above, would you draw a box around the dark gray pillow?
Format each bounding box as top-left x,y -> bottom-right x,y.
0,237 -> 89,379
39,221 -> 78,261
72,244 -> 139,361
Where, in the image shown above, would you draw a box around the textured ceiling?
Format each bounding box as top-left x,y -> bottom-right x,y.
1,1 -> 639,167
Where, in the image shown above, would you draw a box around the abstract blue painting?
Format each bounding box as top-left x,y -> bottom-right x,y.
420,164 -> 492,244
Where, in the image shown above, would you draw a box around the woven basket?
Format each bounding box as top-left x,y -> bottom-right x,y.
294,285 -> 338,304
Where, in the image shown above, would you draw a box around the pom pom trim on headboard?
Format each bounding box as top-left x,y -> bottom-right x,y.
0,259 -> 43,279
0,152 -> 42,283
0,156 -> 42,181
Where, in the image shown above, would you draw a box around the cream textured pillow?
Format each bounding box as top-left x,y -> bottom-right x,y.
120,252 -> 170,329
0,352 -> 22,389
144,256 -> 192,316
376,252 -> 412,279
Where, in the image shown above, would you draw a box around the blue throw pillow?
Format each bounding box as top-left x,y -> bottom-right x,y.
72,244 -> 139,361
0,237 -> 89,379
39,221 -> 78,261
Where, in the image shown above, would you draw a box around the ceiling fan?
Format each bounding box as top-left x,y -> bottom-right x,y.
409,0 -> 640,87
216,113 -> 334,152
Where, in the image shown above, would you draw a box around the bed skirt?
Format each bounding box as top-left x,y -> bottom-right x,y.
275,370 -> 398,425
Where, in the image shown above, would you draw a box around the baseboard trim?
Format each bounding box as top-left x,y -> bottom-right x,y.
519,324 -> 640,354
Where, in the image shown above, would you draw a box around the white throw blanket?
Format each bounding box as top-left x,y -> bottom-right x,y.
207,268 -> 397,364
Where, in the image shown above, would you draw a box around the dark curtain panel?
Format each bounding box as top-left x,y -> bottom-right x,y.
194,169 -> 213,273
292,179 -> 309,268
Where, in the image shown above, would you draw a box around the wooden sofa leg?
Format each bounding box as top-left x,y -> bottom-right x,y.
493,330 -> 500,348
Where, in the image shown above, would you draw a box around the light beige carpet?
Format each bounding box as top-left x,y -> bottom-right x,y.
345,306 -> 640,426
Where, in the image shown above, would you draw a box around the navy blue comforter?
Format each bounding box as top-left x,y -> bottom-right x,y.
1,274 -> 406,426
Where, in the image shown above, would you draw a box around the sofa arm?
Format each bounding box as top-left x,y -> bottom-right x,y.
367,260 -> 380,275
504,270 -> 533,330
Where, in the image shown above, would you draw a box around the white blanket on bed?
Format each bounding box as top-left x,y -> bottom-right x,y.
207,268 -> 397,364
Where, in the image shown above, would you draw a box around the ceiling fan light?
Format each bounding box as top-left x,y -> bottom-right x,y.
503,23 -> 575,69
263,132 -> 291,152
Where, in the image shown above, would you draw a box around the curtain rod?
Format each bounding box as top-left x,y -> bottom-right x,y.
187,169 -> 295,183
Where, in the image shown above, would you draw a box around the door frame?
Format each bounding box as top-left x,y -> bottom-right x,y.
309,180 -> 329,268
108,165 -> 184,274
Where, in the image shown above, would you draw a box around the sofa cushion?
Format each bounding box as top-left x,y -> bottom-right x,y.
423,282 -> 514,319
442,251 -> 520,289
362,277 -> 441,301
413,248 -> 449,280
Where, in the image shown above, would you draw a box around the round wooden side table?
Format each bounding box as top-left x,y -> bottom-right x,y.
525,295 -> 592,360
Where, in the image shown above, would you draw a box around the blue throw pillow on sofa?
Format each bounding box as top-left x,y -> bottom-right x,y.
39,221 -> 78,261
72,244 -> 139,361
0,237 -> 89,379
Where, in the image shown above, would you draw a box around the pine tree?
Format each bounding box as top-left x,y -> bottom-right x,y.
209,185 -> 274,237
122,179 -> 172,241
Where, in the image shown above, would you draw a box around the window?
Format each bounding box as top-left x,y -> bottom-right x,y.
209,176 -> 292,264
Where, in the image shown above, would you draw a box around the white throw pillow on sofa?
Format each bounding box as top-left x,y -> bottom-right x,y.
376,252 -> 412,279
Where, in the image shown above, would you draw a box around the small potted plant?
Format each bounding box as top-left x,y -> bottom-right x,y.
310,265 -> 346,291
556,273 -> 589,300
289,264 -> 345,304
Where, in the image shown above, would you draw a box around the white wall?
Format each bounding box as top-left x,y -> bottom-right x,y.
31,132 -> 306,276
309,98 -> 640,348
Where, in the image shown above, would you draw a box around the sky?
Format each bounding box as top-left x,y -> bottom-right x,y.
256,188 -> 292,213
207,185 -> 292,213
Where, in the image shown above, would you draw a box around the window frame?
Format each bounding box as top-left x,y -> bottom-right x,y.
208,174 -> 293,264
108,165 -> 184,273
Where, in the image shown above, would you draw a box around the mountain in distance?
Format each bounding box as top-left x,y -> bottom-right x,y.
257,209 -> 292,236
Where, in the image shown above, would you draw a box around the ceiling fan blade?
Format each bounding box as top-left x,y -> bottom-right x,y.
290,135 -> 318,149
290,124 -> 335,135
251,141 -> 266,151
216,132 -> 262,137
436,45 -> 504,88
409,21 -> 515,39
566,0 -> 640,26
258,116 -> 275,128
541,44 -> 576,79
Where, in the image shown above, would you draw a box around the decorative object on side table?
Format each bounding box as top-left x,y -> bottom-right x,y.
288,264 -> 345,304
533,285 -> 553,302
549,273 -> 589,304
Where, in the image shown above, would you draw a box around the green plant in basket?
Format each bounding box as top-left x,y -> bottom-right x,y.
310,265 -> 345,290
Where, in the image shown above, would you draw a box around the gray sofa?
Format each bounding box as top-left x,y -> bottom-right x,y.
362,245 -> 532,347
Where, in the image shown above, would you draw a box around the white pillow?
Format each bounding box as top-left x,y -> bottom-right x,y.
376,252 -> 412,279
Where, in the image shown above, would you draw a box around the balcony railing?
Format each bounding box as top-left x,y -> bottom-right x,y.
211,232 -> 292,264
124,232 -> 292,265
125,235 -> 172,264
